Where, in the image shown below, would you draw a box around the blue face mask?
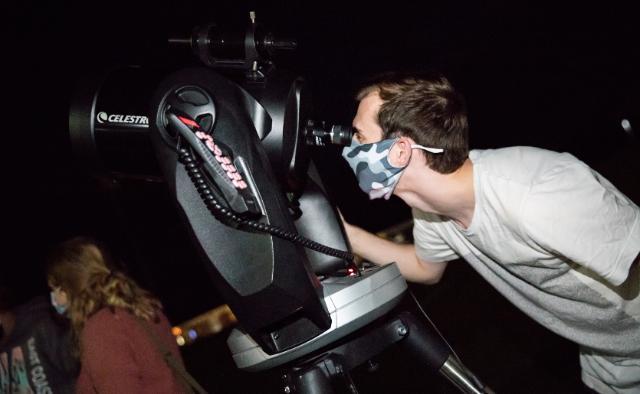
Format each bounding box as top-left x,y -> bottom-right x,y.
342,137 -> 444,200
50,292 -> 68,315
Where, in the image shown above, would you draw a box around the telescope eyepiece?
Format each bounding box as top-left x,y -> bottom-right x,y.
305,121 -> 354,147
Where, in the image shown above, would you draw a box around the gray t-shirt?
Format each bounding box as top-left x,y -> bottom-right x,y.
412,147 -> 640,393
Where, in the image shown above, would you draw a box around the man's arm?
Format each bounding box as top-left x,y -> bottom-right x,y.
344,221 -> 448,284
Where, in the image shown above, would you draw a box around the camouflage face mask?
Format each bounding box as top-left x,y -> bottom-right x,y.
342,138 -> 444,200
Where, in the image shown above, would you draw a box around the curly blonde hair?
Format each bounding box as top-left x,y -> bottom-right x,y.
46,237 -> 162,356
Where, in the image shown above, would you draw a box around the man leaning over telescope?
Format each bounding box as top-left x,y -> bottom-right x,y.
341,72 -> 640,394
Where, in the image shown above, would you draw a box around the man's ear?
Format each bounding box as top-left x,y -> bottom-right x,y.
388,137 -> 414,168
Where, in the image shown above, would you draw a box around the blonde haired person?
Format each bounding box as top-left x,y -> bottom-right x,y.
46,237 -> 188,394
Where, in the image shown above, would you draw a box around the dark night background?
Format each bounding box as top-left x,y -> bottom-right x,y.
3,1 -> 639,393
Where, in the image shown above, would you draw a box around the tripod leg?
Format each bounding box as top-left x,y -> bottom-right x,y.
396,311 -> 493,394
440,355 -> 495,394
283,355 -> 359,394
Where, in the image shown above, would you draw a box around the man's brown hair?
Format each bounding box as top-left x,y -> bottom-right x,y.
357,72 -> 469,173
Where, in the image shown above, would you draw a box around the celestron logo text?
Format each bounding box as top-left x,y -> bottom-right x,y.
96,111 -> 149,125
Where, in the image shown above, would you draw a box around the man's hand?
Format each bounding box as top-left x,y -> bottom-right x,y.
340,217 -> 448,284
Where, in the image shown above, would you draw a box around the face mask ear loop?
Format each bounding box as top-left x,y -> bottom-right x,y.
411,144 -> 444,154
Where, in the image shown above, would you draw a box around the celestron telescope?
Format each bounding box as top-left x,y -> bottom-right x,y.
69,12 -> 493,393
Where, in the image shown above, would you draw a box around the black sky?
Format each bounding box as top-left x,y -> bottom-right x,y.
4,0 -> 639,311
2,2 -> 639,392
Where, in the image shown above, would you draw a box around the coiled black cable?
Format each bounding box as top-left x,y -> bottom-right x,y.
178,147 -> 356,263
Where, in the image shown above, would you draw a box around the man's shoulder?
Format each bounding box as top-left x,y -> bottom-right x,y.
471,146 -> 580,185
14,295 -> 50,315
13,296 -> 57,331
1,297 -> 62,351
471,146 -> 570,165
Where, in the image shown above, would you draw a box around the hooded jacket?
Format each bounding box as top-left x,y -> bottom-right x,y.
0,296 -> 78,394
